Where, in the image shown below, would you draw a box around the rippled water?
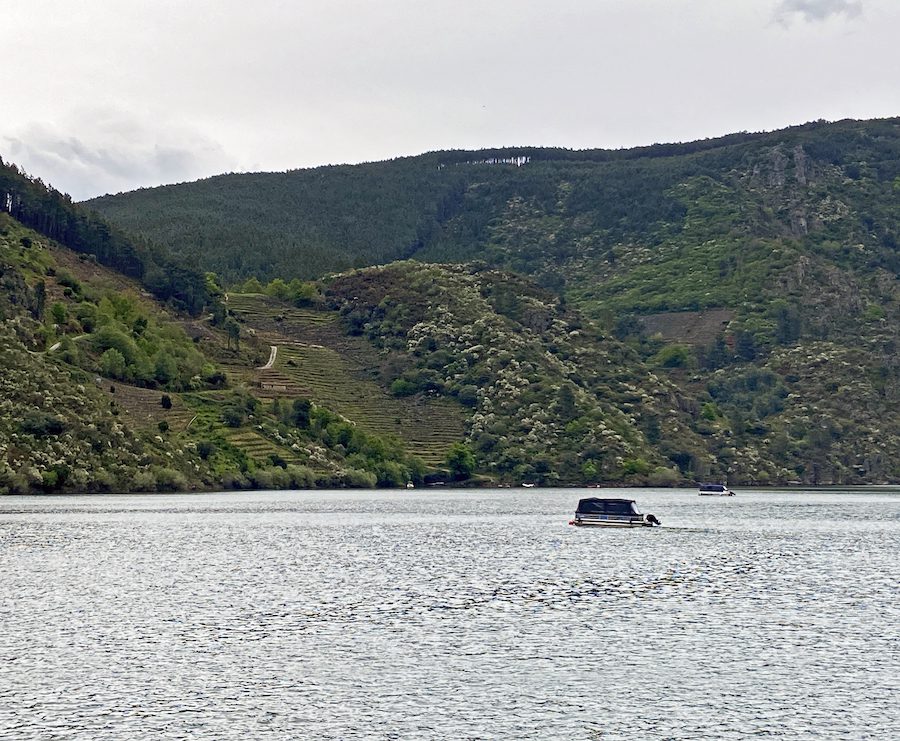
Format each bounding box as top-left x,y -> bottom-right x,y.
1,487 -> 898,739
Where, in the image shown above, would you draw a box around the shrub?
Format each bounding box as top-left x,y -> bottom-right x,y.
622,458 -> 651,476
446,442 -> 476,479
160,394 -> 173,409
20,411 -> 66,437
653,344 -> 691,368
50,302 -> 67,325
456,385 -> 479,407
222,407 -> 244,427
343,468 -> 378,488
648,467 -> 680,486
154,467 -> 188,491
203,368 -> 227,387
57,271 -> 81,292
250,466 -> 291,490
286,465 -> 316,488
130,469 -> 158,492
389,378 -> 417,396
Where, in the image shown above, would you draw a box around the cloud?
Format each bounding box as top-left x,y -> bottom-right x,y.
774,0 -> 863,24
1,109 -> 235,200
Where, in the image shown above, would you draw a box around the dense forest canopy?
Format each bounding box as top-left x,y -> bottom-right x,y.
87,117 -> 900,290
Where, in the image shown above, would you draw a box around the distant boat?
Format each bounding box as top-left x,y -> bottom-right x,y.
522,482 -> 536,488
569,498 -> 661,528
698,482 -> 735,496
406,482 -> 414,489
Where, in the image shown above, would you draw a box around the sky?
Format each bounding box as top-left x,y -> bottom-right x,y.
2,0 -> 898,200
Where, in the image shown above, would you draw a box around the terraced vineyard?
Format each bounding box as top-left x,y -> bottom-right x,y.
226,293 -> 336,336
221,428 -> 311,467
228,292 -> 466,467
103,382 -> 195,433
277,344 -> 463,466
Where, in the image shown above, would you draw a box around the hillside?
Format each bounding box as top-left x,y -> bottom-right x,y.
84,117 -> 900,485
6,117 -> 900,488
2,200 -> 897,488
0,210 -> 436,493
86,118 -> 900,298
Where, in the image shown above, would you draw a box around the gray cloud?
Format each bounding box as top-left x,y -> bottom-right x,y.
1,109 -> 235,200
775,0 -> 863,23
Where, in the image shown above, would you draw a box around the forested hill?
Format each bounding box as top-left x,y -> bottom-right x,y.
3,128 -> 899,484
86,117 -> 900,294
83,116 -> 900,485
1,158 -> 209,314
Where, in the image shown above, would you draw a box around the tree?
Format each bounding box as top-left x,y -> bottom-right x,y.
154,354 -> 177,385
290,398 -> 312,428
224,318 -> 240,350
31,280 -> 46,319
735,330 -> 757,361
100,348 -> 127,379
556,384 -> 577,421
160,394 -> 173,410
242,277 -> 264,293
50,302 -> 67,325
446,443 -> 475,480
222,406 -> 244,427
773,303 -> 801,345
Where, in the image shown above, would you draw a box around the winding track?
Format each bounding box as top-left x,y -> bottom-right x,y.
258,345 -> 278,370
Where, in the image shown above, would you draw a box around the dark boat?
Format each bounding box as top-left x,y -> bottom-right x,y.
698,482 -> 735,496
569,498 -> 661,528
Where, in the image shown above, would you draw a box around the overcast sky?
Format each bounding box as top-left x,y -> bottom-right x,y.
2,0 -> 898,199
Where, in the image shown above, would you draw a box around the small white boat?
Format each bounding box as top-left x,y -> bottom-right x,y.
698,482 -> 735,496
569,498 -> 661,528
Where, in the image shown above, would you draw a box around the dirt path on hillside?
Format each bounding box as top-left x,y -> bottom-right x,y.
258,345 -> 278,369
47,334 -> 88,353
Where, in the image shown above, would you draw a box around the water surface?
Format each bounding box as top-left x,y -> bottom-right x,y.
1,487 -> 898,739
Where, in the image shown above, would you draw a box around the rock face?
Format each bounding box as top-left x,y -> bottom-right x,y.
793,145 -> 810,185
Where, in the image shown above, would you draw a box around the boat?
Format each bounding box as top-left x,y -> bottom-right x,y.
569,498 -> 661,528
698,482 -> 735,496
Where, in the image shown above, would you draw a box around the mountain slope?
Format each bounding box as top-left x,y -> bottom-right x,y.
86,118 -> 900,297
0,211 -> 434,493
84,116 -> 900,485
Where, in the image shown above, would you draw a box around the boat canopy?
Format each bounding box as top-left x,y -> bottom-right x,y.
575,498 -> 640,516
699,483 -> 728,492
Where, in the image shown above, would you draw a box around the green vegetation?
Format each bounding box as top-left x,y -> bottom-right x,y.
2,157 -> 211,314
0,214 -> 433,493
3,117 -> 899,489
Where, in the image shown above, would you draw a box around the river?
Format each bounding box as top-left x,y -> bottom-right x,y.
1,487 -> 898,739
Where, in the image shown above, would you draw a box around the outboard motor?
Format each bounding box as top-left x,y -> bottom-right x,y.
645,513 -> 661,527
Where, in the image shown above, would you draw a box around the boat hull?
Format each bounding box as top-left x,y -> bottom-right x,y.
571,517 -> 657,528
